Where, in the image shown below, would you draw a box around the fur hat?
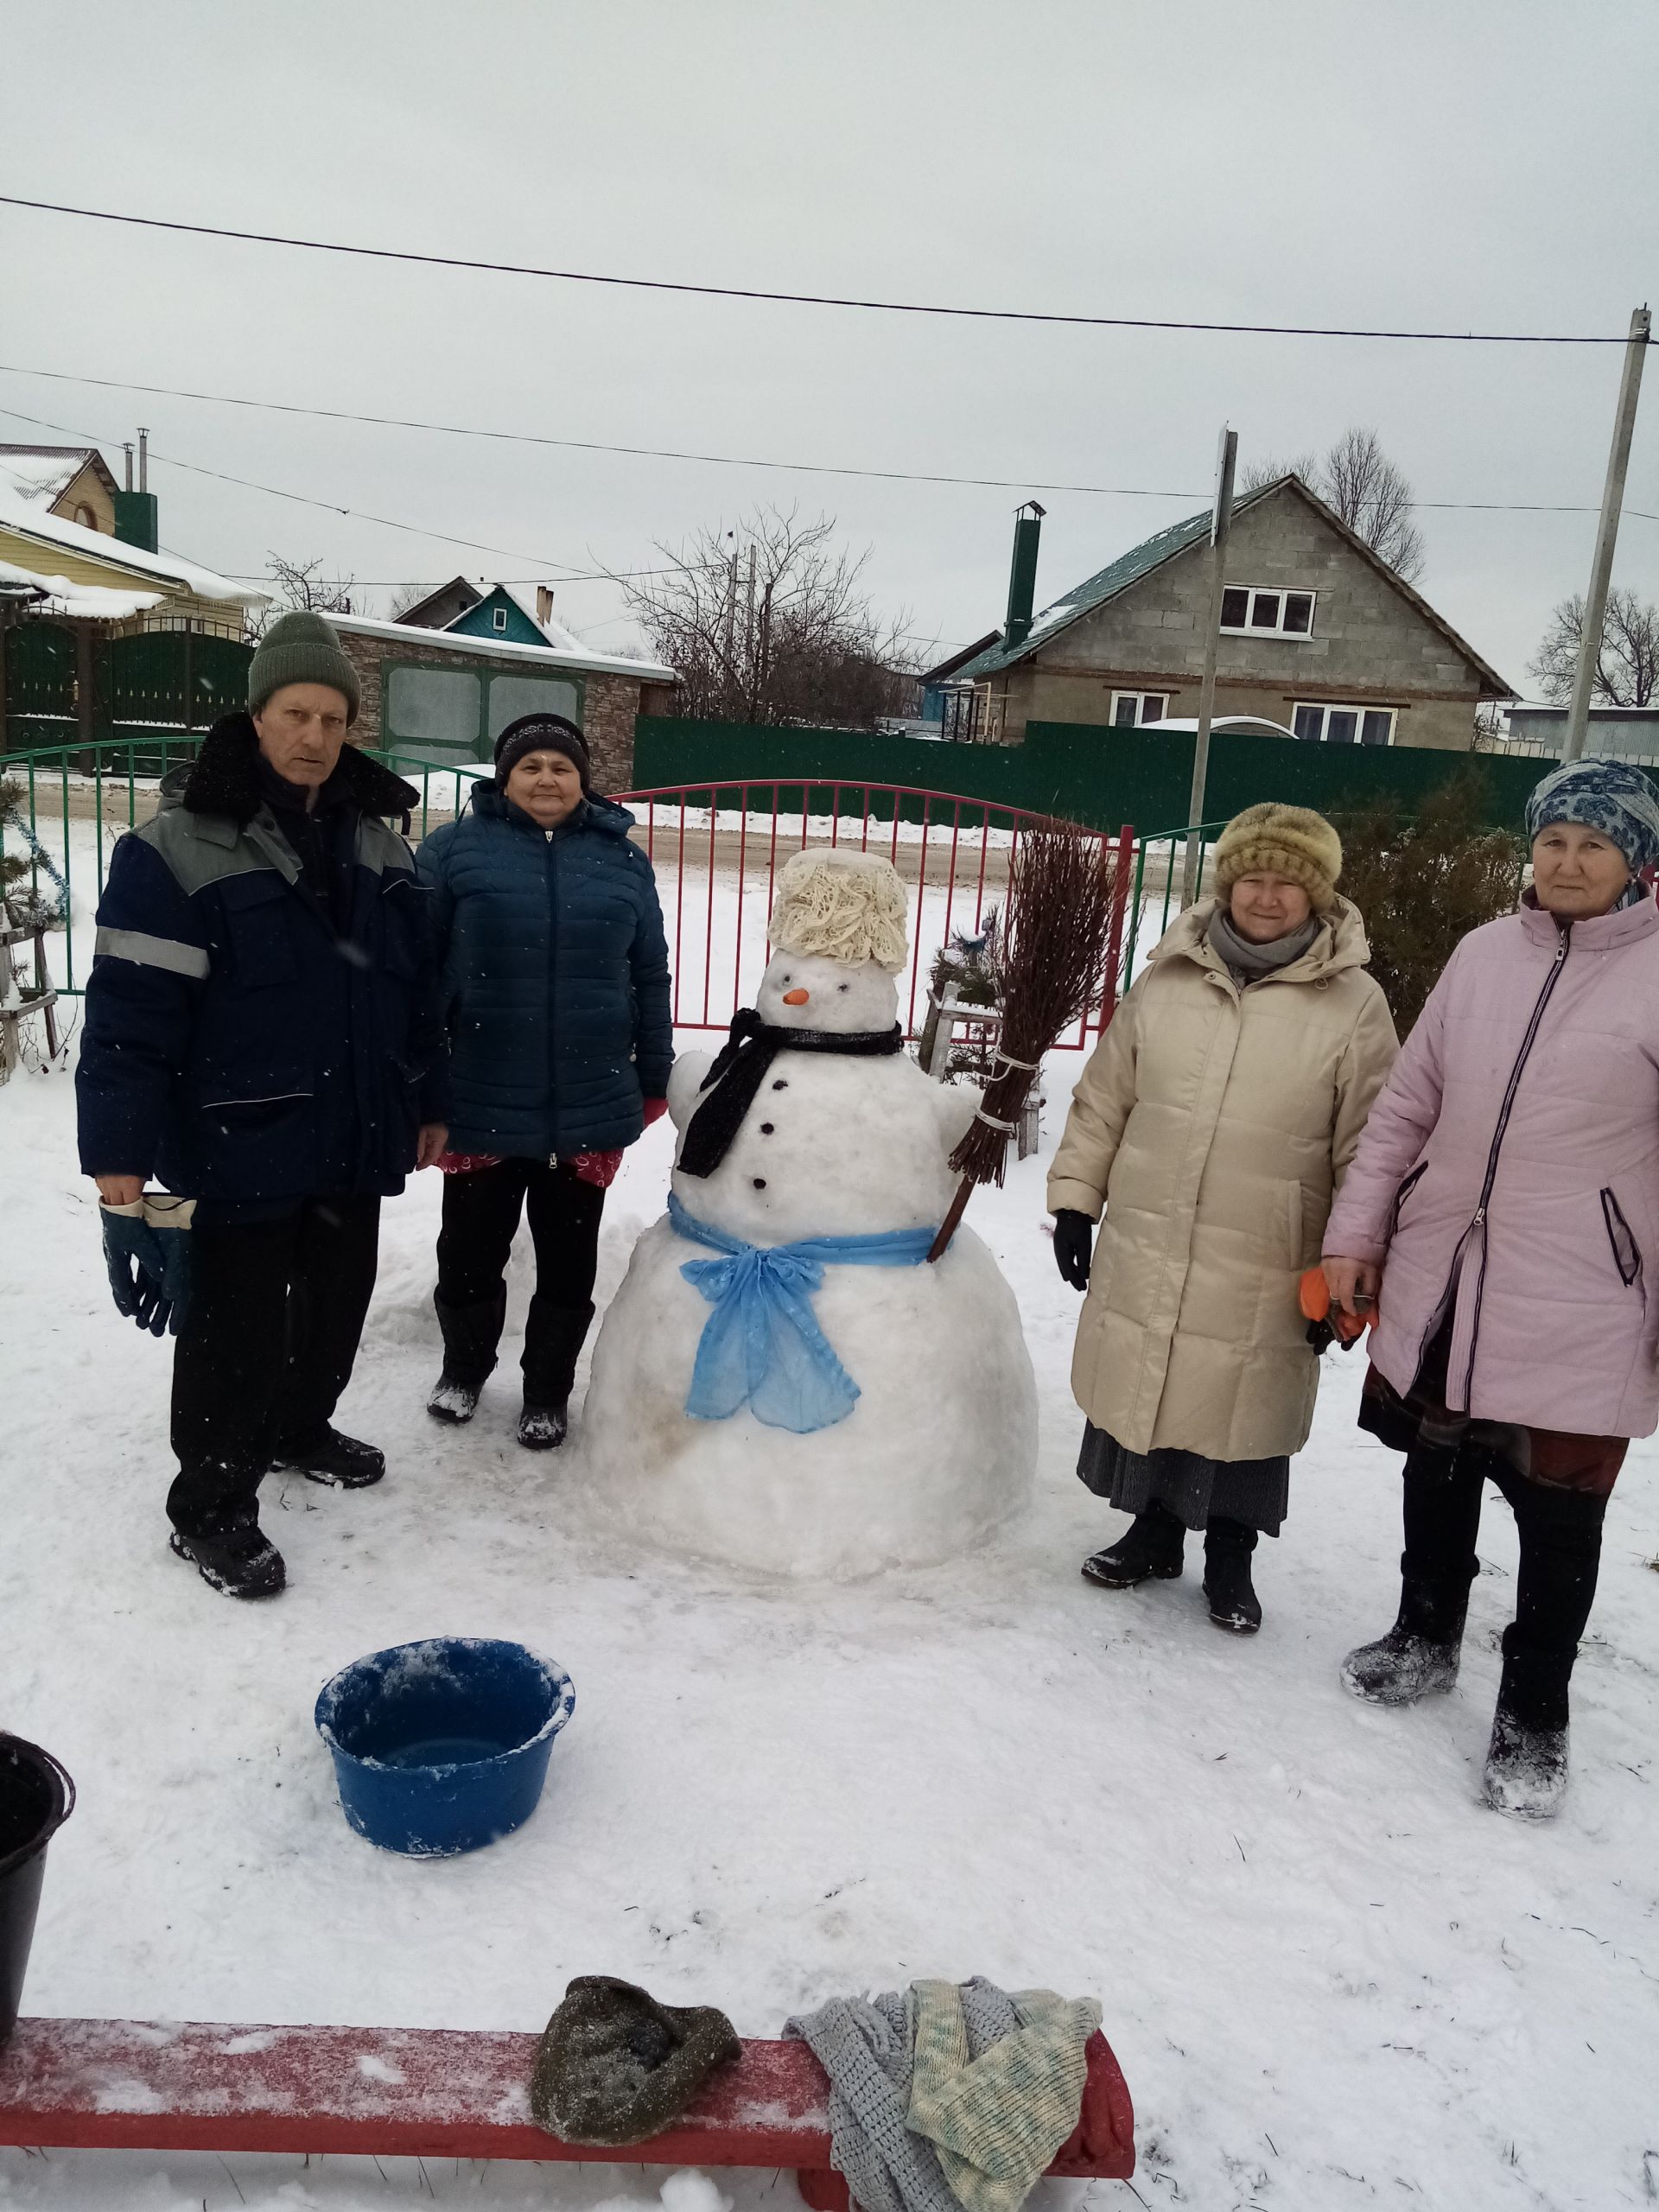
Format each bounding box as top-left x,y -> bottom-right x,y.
246,610 -> 360,724
529,1976 -> 741,2146
1213,803 -> 1343,911
767,847 -> 909,971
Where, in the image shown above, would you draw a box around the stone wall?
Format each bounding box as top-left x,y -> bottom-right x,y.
983,483 -> 1500,748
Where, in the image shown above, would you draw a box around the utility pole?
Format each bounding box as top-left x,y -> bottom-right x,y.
1180,425 -> 1238,908
1561,305 -> 1650,765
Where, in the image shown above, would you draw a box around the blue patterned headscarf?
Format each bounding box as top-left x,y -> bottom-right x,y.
1524,760 -> 1659,878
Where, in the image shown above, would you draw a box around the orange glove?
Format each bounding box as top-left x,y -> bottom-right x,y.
1300,1266 -> 1372,1347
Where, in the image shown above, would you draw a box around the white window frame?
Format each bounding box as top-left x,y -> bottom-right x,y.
492,605 -> 509,632
1110,690 -> 1170,728
1220,585 -> 1317,639
1293,702 -> 1398,747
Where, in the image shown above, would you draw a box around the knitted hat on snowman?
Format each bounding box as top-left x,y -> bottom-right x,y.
767,847 -> 909,971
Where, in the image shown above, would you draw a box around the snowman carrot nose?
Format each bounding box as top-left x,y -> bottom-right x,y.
782,987 -> 810,1005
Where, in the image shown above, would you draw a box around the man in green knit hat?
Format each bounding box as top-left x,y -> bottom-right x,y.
77,611 -> 449,1599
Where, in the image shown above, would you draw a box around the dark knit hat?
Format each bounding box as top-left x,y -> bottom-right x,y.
247,610 -> 360,724
529,1976 -> 741,2147
495,713 -> 591,789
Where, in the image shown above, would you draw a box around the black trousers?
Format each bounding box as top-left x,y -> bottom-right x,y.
435,1160 -> 605,1406
168,1197 -> 381,1533
1399,1440 -> 1608,1719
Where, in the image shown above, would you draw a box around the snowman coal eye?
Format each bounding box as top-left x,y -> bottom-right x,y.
837,982 -> 849,992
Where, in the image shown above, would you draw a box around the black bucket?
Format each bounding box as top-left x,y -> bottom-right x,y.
0,1734 -> 74,2044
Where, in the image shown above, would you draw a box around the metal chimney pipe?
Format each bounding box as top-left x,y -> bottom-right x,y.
1003,500 -> 1046,652
536,585 -> 555,626
123,442 -> 134,492
138,429 -> 149,492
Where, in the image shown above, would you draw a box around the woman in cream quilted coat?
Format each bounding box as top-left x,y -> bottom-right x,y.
1048,804 -> 1397,1632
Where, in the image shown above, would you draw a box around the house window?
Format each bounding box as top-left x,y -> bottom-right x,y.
1110,690 -> 1169,728
1221,587 -> 1315,638
492,606 -> 509,632
1293,702 -> 1396,746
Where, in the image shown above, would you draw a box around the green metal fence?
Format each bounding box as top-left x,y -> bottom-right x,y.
636,715 -> 1557,835
1,626 -> 251,765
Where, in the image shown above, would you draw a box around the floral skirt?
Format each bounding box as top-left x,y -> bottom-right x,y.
1077,1422 -> 1289,1535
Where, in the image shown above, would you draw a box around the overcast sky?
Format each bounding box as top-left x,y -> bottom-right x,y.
3,0 -> 1656,695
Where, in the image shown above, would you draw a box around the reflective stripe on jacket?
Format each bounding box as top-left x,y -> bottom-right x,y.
76,715 -> 448,1202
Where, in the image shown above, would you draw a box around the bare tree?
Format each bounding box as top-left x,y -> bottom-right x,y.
248,554 -> 357,639
386,581 -> 430,621
1240,427 -> 1426,582
615,507 -> 918,728
1239,451 -> 1318,495
1529,588 -> 1659,708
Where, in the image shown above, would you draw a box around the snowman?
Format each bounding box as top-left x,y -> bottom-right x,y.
579,847 -> 1038,1578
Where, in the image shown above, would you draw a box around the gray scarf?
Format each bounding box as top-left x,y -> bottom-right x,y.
1207,907 -> 1323,987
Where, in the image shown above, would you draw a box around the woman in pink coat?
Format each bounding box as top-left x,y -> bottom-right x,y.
1325,759 -> 1659,1820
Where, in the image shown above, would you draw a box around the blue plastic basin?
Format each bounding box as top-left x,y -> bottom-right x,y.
315,1638 -> 575,1858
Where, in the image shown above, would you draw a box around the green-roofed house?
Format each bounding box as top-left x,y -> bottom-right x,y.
960,477 -> 1513,751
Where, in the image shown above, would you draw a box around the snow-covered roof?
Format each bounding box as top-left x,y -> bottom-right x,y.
0,448 -> 94,509
0,492 -> 265,607
0,554 -> 165,624
332,607 -> 674,683
493,582 -> 594,657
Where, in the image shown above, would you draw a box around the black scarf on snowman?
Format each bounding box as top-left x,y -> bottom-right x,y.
677,1004 -> 906,1178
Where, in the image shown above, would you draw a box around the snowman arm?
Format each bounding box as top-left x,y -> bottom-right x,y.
667,1051 -> 716,1129
933,1080 -> 980,1157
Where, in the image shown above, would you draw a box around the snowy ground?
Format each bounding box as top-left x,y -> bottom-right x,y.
3,1034 -> 1659,2212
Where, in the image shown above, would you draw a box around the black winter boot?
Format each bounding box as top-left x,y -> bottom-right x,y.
1203,1516 -> 1262,1633
428,1287 -> 508,1426
1082,1502 -> 1185,1588
169,1512 -> 286,1599
1343,1440 -> 1483,1703
1341,1575 -> 1470,1703
269,1426 -> 385,1489
517,1296 -> 593,1452
1484,1629 -> 1572,1819
518,1401 -> 569,1452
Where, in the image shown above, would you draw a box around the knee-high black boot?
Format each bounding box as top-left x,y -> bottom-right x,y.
518,1296 -> 596,1450
428,1284 -> 508,1425
1342,1440 -> 1484,1703
1484,1477 -> 1607,1819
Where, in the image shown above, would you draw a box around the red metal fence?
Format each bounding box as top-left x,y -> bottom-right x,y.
613,779 -> 1135,1049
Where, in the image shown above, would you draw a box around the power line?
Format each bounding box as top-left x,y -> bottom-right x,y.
0,194 -> 1643,346
0,400 -> 671,580
2,362 -> 1650,523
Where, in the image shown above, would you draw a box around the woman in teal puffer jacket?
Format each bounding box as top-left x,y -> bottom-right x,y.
416,714 -> 673,1448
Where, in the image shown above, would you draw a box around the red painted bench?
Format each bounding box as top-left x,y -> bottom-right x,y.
0,2017 -> 1135,2203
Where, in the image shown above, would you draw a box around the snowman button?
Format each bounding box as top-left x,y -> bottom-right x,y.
753,1177 -> 767,1190
772,1078 -> 787,1090
760,1122 -> 774,1134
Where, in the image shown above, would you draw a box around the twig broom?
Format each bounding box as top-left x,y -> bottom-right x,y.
926,819 -> 1120,1262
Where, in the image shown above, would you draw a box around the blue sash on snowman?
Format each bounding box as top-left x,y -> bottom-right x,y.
668,1192 -> 938,1433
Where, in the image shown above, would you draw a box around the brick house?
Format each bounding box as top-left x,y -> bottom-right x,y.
329,608 -> 676,791
958,477 -> 1513,751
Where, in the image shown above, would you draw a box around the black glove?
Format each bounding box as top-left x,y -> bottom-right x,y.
101,1199 -> 194,1338
1052,1208 -> 1095,1292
